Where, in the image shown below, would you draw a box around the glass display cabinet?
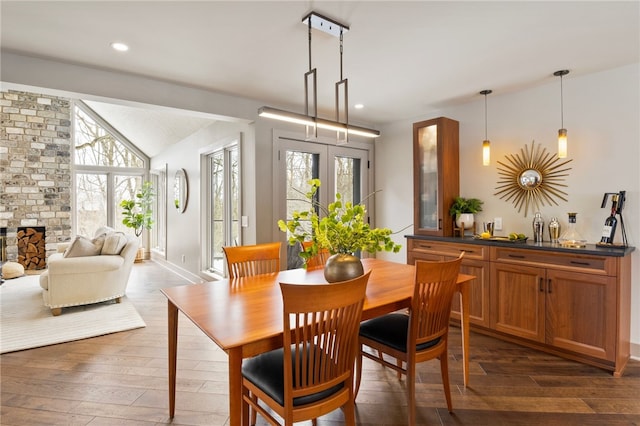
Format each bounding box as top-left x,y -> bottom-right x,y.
412,117 -> 459,236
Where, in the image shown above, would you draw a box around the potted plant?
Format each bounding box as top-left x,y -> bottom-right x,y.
120,181 -> 155,261
278,179 -> 402,282
449,196 -> 483,230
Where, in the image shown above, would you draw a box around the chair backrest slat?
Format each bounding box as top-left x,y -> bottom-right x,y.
410,254 -> 464,347
301,241 -> 331,269
280,271 -> 370,402
222,242 -> 281,278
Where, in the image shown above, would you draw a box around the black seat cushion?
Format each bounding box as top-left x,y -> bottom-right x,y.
242,345 -> 344,407
359,313 -> 440,353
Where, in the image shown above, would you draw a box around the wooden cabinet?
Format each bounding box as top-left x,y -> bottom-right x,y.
491,247 -> 618,362
407,238 -> 490,327
491,262 -> 545,341
406,236 -> 633,376
412,117 -> 459,236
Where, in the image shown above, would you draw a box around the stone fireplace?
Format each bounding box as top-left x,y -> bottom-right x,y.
0,90 -> 72,263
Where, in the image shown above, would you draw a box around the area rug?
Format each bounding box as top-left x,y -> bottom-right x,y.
0,274 -> 146,354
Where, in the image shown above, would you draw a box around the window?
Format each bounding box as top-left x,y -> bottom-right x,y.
151,165 -> 167,256
203,140 -> 240,276
73,101 -> 148,237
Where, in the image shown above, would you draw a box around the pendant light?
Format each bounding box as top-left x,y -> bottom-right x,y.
554,70 -> 569,158
258,12 -> 380,139
480,89 -> 492,166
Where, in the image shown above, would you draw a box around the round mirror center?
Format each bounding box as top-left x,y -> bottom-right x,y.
519,169 -> 542,189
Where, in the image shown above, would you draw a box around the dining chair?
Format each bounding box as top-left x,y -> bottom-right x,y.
241,271 -> 371,426
354,253 -> 463,425
222,242 -> 281,278
300,240 -> 331,269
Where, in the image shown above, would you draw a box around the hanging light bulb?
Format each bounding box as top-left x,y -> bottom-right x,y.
480,90 -> 492,166
554,70 -> 569,158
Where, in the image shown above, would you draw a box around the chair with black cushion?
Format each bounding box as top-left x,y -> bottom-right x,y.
241,271 -> 371,426
355,254 -> 463,425
222,242 -> 281,278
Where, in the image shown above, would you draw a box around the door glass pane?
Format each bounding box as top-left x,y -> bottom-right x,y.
75,173 -> 107,237
229,146 -> 240,249
334,156 -> 361,204
211,151 -> 225,273
418,124 -> 438,230
284,150 -> 319,269
115,175 -> 143,235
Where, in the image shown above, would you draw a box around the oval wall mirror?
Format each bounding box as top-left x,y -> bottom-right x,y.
174,168 -> 188,213
494,141 -> 572,217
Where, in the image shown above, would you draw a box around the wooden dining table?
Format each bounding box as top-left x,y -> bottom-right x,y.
161,258 -> 474,425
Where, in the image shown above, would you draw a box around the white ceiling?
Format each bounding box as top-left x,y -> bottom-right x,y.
2,1 -> 639,155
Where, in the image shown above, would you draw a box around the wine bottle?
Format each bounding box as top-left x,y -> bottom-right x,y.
600,195 -> 619,244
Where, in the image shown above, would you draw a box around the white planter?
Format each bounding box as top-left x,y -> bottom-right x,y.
456,213 -> 475,230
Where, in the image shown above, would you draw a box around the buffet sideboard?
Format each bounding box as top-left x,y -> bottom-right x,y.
406,235 -> 635,377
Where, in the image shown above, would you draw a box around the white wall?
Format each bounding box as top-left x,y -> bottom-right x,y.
375,63 -> 640,350
3,51 -> 638,352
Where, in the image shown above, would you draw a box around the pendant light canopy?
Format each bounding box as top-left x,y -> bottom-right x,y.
480,89 -> 492,166
554,70 -> 569,158
258,12 -> 380,140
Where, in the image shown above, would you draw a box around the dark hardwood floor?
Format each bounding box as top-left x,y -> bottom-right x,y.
2,260 -> 639,425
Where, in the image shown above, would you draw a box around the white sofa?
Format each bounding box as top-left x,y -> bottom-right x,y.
39,229 -> 138,316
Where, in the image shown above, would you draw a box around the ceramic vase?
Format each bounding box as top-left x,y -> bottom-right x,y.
456,213 -> 475,230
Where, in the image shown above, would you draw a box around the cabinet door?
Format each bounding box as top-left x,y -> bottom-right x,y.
491,263 -> 545,342
451,259 -> 490,327
412,117 -> 459,236
545,269 -> 616,361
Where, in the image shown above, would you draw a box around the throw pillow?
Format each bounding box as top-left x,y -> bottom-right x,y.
101,232 -> 129,255
63,234 -> 105,258
94,226 -> 115,238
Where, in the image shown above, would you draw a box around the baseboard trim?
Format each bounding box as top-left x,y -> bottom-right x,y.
631,342 -> 640,360
149,255 -> 204,284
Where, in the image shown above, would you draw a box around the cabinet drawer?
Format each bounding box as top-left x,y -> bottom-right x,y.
491,247 -> 615,275
409,239 -> 488,260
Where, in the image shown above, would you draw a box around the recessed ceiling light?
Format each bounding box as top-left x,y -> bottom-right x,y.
354,104 -> 364,109
110,42 -> 129,52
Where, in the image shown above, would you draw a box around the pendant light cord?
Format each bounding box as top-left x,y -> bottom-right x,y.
484,92 -> 488,140
560,73 -> 564,128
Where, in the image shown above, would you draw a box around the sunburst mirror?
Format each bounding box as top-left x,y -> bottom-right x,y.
495,141 -> 572,217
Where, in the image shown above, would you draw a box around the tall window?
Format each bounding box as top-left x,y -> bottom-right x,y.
151,166 -> 167,255
73,102 -> 148,237
204,141 -> 240,276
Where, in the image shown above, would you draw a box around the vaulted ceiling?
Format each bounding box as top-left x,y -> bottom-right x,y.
2,1 -> 638,156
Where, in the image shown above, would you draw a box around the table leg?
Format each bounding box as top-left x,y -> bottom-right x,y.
228,347 -> 245,426
168,300 -> 178,418
459,282 -> 470,387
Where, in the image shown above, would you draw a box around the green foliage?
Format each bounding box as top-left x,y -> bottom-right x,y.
278,179 -> 402,265
449,196 -> 483,216
120,181 -> 155,237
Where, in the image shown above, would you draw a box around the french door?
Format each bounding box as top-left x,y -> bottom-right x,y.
274,134 -> 372,269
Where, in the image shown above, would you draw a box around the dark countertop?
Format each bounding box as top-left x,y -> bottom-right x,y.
405,234 -> 635,257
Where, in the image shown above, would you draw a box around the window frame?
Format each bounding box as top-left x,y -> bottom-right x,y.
200,135 -> 242,278
72,100 -> 150,237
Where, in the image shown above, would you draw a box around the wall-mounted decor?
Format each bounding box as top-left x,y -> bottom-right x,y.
174,168 -> 188,213
494,141 -> 572,217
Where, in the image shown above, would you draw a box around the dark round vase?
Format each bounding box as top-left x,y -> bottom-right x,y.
323,253 -> 364,283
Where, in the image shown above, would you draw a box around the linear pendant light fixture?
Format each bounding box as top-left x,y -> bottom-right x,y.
258,12 -> 380,139
480,89 -> 492,166
554,69 -> 569,158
